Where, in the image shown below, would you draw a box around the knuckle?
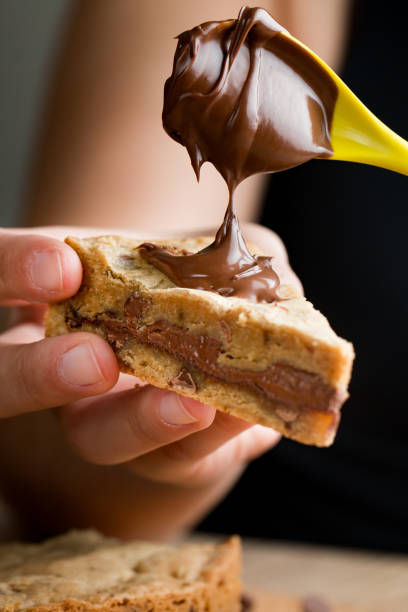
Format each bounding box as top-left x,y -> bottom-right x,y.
128,453 -> 207,487
71,436 -> 99,464
60,407 -> 100,464
167,453 -> 220,486
161,439 -> 215,480
128,448 -> 223,487
0,236 -> 33,298
125,403 -> 166,449
125,388 -> 179,450
0,246 -> 13,296
0,344 -> 38,416
17,345 -> 45,411
14,340 -> 65,413
184,458 -> 219,484
213,411 -> 246,435
162,438 -> 194,462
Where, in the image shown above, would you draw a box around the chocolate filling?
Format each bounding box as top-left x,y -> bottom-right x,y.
66,305 -> 345,417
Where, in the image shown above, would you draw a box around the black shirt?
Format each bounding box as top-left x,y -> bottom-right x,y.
199,0 -> 408,552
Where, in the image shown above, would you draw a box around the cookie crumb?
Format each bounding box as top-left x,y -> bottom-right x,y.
170,368 -> 197,393
219,320 -> 232,344
276,406 -> 298,423
302,595 -> 331,612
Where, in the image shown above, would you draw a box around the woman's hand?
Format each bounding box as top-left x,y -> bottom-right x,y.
0,224 -> 300,539
0,228 -> 119,419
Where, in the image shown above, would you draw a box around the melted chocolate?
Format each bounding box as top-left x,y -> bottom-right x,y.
129,319 -> 343,416
139,194 -> 279,302
140,7 -> 338,302
163,6 -> 336,183
65,304 -> 345,420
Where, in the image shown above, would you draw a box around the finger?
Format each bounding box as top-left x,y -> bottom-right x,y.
0,232 -> 82,303
0,322 -> 44,344
241,223 -> 303,294
60,386 -> 216,465
2,304 -> 48,331
128,414 -> 280,485
0,299 -> 32,307
0,330 -> 119,418
154,411 -> 253,464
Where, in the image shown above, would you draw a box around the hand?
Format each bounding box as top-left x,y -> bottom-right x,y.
0,223 -> 171,418
0,224 -> 300,538
58,222 -> 301,487
0,228 -> 119,419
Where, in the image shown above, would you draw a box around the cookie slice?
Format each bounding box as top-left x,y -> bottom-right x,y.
0,530 -> 241,611
45,235 -> 354,447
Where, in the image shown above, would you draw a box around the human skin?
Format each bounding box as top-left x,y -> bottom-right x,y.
0,0 -> 351,540
0,224 -> 292,541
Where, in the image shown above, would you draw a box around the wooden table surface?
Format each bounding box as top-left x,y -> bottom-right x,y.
240,537 -> 408,612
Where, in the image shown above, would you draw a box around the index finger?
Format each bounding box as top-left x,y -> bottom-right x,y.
0,232 -> 82,304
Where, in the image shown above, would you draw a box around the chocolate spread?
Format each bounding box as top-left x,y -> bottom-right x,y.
66,305 -> 345,418
140,7 -> 337,302
138,199 -> 279,302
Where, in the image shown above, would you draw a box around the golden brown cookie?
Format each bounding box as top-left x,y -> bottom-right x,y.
45,235 -> 354,447
0,530 -> 241,612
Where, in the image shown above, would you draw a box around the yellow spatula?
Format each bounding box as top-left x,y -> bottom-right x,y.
284,32 -> 408,176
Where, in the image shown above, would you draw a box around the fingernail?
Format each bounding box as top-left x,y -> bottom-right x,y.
30,250 -> 63,292
58,343 -> 105,386
159,393 -> 198,426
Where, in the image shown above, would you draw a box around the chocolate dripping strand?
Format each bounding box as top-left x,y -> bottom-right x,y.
142,7 -> 337,302
139,186 -> 280,303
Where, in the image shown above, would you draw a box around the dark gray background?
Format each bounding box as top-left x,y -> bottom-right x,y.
0,0 -> 69,226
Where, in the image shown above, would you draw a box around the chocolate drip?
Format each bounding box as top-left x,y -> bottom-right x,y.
163,6 -> 336,181
139,192 -> 279,302
141,7 -> 338,303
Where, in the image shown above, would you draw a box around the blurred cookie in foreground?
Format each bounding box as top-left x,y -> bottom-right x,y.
46,235 -> 354,447
0,530 -> 241,612
0,530 -> 368,612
